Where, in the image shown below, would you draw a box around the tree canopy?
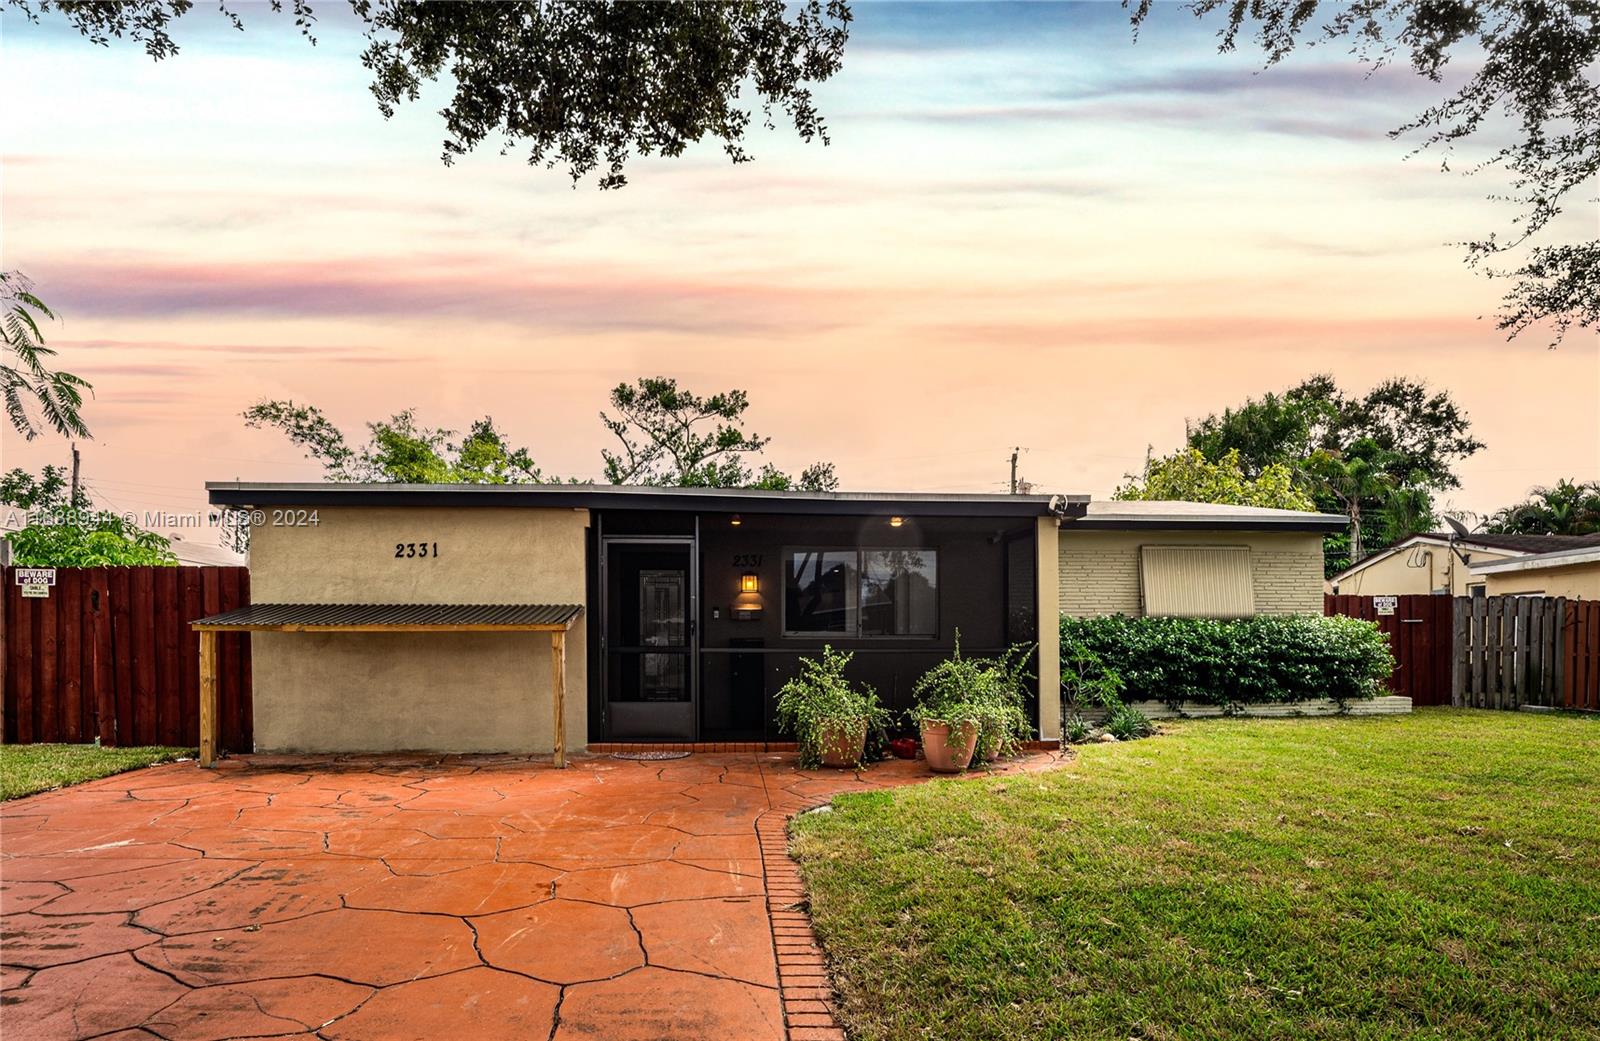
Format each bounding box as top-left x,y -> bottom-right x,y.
243,402 -> 555,484
0,465 -> 177,566
600,377 -> 838,491
1114,448 -> 1314,511
1174,375 -> 1480,574
1187,375 -> 1482,493
245,377 -> 839,493
1132,0 -> 1600,345
1485,479 -> 1600,536
2,271 -> 92,441
9,0 -> 852,189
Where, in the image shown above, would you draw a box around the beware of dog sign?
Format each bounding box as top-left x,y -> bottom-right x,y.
15,567 -> 55,598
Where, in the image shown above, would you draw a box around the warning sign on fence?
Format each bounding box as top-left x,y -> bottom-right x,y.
1374,595 -> 1398,616
14,567 -> 54,598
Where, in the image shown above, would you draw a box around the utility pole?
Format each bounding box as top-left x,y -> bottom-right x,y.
70,443 -> 81,504
1009,448 -> 1019,495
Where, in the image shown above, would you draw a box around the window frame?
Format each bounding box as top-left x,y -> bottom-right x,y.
781,545 -> 941,639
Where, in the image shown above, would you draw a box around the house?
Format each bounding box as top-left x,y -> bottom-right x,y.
1060,500 -> 1339,617
1326,533 -> 1600,597
1469,544 -> 1600,599
193,483 -> 1346,757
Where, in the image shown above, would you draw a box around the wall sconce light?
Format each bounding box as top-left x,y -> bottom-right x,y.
889,516 -> 905,528
740,572 -> 759,593
730,514 -> 742,527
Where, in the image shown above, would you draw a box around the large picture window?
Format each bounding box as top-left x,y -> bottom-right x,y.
785,548 -> 938,637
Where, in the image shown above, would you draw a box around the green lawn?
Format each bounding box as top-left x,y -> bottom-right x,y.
791,709 -> 1600,1041
0,743 -> 192,800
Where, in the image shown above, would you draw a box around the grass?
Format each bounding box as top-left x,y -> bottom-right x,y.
791,709 -> 1600,1041
0,743 -> 193,800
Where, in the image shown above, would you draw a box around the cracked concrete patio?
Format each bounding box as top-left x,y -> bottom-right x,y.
0,750 -> 1056,1041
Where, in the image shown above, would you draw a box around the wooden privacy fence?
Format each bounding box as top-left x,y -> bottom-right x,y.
2,566 -> 252,748
1326,593 -> 1599,711
1323,594 -> 1454,706
1451,595 -> 1599,711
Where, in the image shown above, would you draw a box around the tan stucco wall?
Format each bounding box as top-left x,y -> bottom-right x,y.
1482,562 -> 1600,600
248,506 -> 589,754
1329,544 -> 1516,597
1058,529 -> 1325,617
1035,517 -> 1062,742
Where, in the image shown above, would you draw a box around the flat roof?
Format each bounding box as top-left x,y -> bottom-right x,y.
205,482 -> 1348,529
1469,544 -> 1600,576
206,481 -> 1086,518
1064,499 -> 1348,533
192,602 -> 583,631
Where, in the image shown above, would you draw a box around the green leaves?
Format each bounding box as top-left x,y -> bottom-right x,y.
600,376 -> 838,490
774,646 -> 888,769
909,638 -> 1036,755
1114,448 -> 1316,511
1486,479 -> 1600,536
1059,614 -> 1397,710
16,1 -> 850,189
2,465 -> 178,566
2,271 -> 92,442
243,402 -> 557,485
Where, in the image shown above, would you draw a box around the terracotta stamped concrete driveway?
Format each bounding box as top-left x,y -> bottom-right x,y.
1,751 -> 1055,1041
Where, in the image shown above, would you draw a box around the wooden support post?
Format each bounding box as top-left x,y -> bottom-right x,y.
199,628 -> 219,767
550,628 -> 567,769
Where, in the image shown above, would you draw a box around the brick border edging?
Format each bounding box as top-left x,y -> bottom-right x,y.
758,808 -> 848,1041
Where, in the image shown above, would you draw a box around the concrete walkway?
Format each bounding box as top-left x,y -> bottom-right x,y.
1,750 -> 1057,1040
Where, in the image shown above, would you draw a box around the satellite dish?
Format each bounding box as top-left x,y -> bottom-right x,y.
1443,515 -> 1470,539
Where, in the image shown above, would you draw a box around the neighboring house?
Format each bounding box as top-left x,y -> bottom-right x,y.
162,534 -> 247,568
194,482 -> 1345,754
1469,545 -> 1600,600
1326,533 -> 1600,597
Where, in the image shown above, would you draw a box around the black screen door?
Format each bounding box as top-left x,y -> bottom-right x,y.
602,539 -> 696,740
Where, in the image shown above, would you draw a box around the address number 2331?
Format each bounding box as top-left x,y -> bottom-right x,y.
394,542 -> 439,559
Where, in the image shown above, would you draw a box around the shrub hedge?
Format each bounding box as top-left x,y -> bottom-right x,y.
1059,614 -> 1396,709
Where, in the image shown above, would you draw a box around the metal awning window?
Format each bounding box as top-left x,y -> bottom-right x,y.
1140,546 -> 1255,618
190,602 -> 583,768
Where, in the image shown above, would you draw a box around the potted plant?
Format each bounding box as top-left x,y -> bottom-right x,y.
909,639 -> 990,773
909,704 -> 981,773
974,643 -> 1036,761
775,647 -> 889,769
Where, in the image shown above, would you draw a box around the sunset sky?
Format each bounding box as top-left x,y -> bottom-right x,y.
3,1 -> 1596,543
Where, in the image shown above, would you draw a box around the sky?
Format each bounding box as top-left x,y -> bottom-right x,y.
2,1 -> 1596,546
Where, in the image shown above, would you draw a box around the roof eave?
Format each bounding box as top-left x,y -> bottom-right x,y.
1066,516 -> 1347,534
205,482 -> 1076,519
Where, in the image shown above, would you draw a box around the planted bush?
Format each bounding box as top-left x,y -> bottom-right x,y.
909,636 -> 1036,770
775,647 -> 889,769
1059,614 -> 1395,710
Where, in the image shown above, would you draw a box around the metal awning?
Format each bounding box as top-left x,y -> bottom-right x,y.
188,602 -> 582,770
191,602 -> 582,632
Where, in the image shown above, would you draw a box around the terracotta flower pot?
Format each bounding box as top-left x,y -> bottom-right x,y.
818,720 -> 867,768
979,721 -> 1006,762
920,720 -> 978,773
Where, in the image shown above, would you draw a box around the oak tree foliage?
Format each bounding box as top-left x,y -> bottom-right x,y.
9,0 -> 852,188
1132,0 -> 1600,344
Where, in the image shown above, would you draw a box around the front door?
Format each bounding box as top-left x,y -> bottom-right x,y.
602,539 -> 697,740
